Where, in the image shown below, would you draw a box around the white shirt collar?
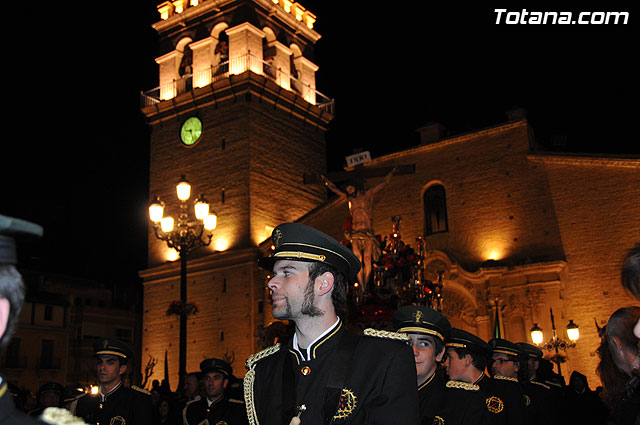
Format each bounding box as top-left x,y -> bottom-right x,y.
293,317 -> 340,361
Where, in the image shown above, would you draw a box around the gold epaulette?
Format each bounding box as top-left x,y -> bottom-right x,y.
245,343 -> 281,370
530,380 -> 551,390
132,385 -> 151,395
363,328 -> 410,341
493,375 -> 519,383
446,380 -> 480,391
229,398 -> 245,404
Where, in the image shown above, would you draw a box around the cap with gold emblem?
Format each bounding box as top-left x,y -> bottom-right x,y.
488,338 -> 521,357
392,305 -> 451,343
516,342 -> 543,359
93,337 -> 133,361
258,223 -> 361,281
446,328 -> 491,357
200,358 -> 232,377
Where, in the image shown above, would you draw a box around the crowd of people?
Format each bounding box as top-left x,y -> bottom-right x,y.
1,216 -> 639,424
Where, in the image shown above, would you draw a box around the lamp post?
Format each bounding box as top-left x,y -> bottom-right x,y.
148,175 -> 217,391
529,307 -> 579,376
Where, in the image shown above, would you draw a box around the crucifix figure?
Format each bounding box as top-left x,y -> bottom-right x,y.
320,166 -> 399,292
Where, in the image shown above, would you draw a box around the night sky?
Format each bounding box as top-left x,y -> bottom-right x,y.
2,3 -> 636,291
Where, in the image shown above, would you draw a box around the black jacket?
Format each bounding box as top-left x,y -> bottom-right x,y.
73,382 -> 153,425
244,321 -> 420,425
183,395 -> 249,425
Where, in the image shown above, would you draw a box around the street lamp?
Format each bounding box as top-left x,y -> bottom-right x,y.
529,307 -> 579,376
148,175 -> 217,391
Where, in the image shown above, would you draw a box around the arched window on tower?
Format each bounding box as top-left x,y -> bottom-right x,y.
424,184 -> 448,235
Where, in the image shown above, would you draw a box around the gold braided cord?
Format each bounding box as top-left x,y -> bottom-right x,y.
493,375 -> 519,383
245,343 -> 281,369
445,380 -> 480,391
244,343 -> 281,425
363,328 -> 410,341
530,380 -> 551,390
244,369 -> 258,425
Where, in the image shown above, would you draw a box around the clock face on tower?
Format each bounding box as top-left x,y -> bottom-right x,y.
180,116 -> 203,146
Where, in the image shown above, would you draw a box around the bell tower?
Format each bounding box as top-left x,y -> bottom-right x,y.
139,0 -> 333,386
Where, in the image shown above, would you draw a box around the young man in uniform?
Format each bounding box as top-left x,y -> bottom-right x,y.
516,342 -> 557,425
393,304 -> 451,424
245,222 -> 419,425
73,338 -> 153,425
183,358 -> 248,425
487,338 -> 530,425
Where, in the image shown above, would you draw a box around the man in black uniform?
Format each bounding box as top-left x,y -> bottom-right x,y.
488,338 -> 531,425
0,215 -> 45,425
516,342 -> 557,425
439,328 -> 492,425
183,358 -> 248,425
73,337 -> 153,425
393,304 -> 450,425
246,222 -> 419,425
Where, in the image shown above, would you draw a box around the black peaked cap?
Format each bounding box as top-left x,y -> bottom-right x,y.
393,305 -> 451,342
93,337 -> 133,360
200,358 -> 232,377
258,223 -> 361,281
488,338 -> 521,357
516,342 -> 543,359
447,328 -> 491,357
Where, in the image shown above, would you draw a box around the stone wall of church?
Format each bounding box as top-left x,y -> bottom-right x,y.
535,156 -> 640,385
299,119 -> 639,386
362,120 -> 565,270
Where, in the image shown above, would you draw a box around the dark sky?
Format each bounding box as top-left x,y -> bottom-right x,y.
2,2 -> 636,288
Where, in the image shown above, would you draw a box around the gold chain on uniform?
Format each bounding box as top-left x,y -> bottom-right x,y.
363,328 -> 410,341
445,380 -> 480,391
493,375 -> 518,383
244,343 -> 281,425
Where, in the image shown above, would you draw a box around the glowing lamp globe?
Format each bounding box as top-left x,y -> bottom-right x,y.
566,320 -> 580,342
530,323 -> 544,345
161,216 -> 175,233
176,175 -> 191,201
204,213 -> 217,231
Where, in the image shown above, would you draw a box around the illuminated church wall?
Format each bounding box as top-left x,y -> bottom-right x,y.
293,118 -> 639,385
535,156 -> 640,384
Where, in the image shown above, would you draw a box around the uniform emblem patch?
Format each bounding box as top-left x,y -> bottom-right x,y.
486,396 -> 504,413
110,416 -> 126,425
433,416 -> 445,425
333,388 -> 357,420
523,394 -> 531,406
413,310 -> 423,323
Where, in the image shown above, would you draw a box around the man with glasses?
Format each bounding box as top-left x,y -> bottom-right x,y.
489,338 -> 531,424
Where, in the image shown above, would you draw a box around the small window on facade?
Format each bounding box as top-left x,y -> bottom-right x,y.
41,339 -> 54,369
6,338 -> 21,367
116,328 -> 133,343
44,305 -> 53,321
424,184 -> 448,235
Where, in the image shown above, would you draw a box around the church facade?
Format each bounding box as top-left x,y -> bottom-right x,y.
139,0 -> 639,388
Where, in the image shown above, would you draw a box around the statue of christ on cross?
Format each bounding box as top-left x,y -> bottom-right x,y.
321,166 -> 398,292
